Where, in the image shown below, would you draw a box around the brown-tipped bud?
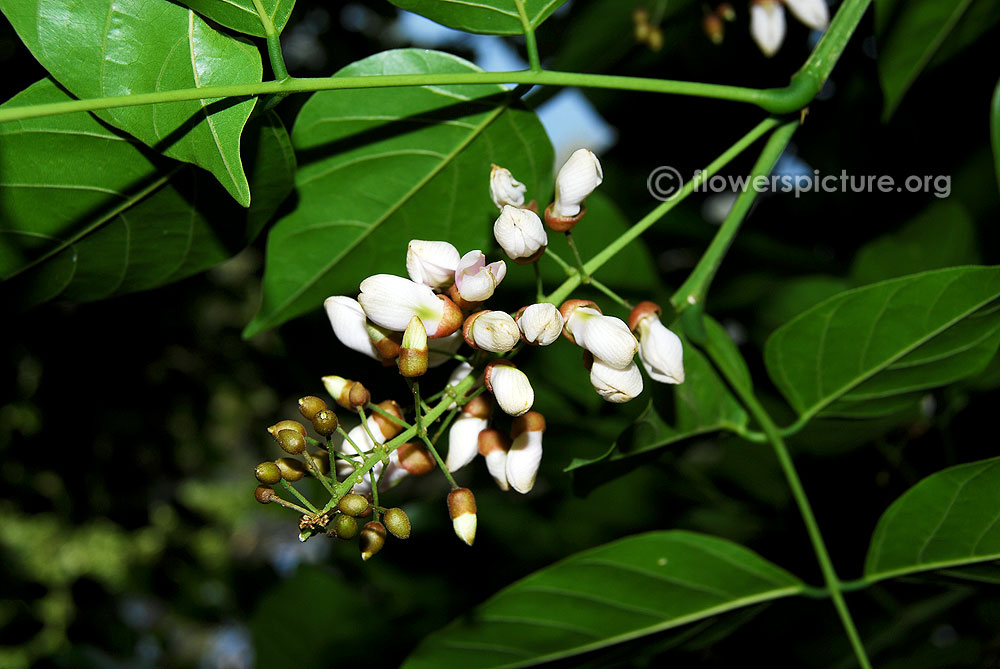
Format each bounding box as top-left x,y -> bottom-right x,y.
703,13 -> 724,44
484,360 -> 534,417
322,375 -> 371,411
396,442 -> 436,476
461,310 -> 486,349
334,513 -> 359,539
718,2 -> 736,21
267,419 -> 306,440
298,396 -> 328,421
371,400 -> 405,441
308,450 -> 330,476
511,411 -> 547,440
367,323 -> 402,361
447,488 -> 477,546
559,299 -> 600,344
255,461 -> 282,485
383,508 -> 411,539
478,430 -> 511,492
254,485 -> 276,504
277,429 -> 307,455
275,457 -> 307,482
398,316 -> 429,378
628,300 -> 662,332
360,521 -> 387,560
477,429 -> 511,456
543,202 -> 587,232
462,393 -> 493,420
431,294 -> 464,338
311,408 -> 339,437
339,493 -> 370,517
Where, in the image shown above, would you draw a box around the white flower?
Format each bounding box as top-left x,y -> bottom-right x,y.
324,296 -> 379,359
750,0 -> 786,57
493,205 -> 547,261
485,362 -> 534,417
446,395 -> 491,472
454,250 -> 507,303
489,164 -> 526,209
465,310 -> 521,353
784,0 -> 828,30
636,315 -> 685,384
590,358 -> 644,403
506,411 -> 545,494
517,303 -> 563,346
478,429 -> 510,491
406,240 -> 460,288
358,274 -> 461,337
554,149 -> 603,218
563,304 -> 638,370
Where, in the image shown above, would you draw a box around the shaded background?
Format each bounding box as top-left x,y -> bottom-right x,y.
2,0 -> 1000,667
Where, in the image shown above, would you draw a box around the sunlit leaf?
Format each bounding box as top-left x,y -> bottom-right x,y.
179,0 -> 296,38
388,0 -> 569,35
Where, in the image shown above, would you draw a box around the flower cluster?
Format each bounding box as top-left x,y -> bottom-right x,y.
255,149 -> 685,555
699,0 -> 829,58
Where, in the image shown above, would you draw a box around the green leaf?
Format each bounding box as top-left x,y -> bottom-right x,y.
567,326 -> 748,482
764,267 -> 1000,421
993,77 -> 1000,194
387,0 -> 568,35
875,0 -> 995,119
404,531 -> 803,669
245,49 -> 553,337
1,0 -> 262,206
849,200 -> 979,286
179,0 -> 296,38
0,79 -> 291,304
865,457 -> 1000,582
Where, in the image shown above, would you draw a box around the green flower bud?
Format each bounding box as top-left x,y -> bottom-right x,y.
298,395 -> 329,421
278,429 -> 307,455
254,485 -> 276,504
311,409 -> 339,437
255,461 -> 282,485
338,493 -> 370,517
275,457 -> 307,482
267,419 -> 306,440
359,521 -> 387,561
383,508 -> 411,539
334,514 -> 359,539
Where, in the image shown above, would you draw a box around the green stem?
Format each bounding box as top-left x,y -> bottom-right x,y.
513,0 -> 542,72
670,119 -> 798,312
704,343 -> 872,669
279,480 -> 318,513
544,117 -> 781,305
367,401 -> 414,431
544,247 -> 574,276
534,262 -> 545,302
420,433 -> 460,490
590,278 -> 632,310
565,231 -> 590,283
250,0 -> 289,81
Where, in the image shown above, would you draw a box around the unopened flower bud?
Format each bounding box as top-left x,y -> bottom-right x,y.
255,461 -> 282,485
322,375 -> 371,411
454,250 -> 507,303
462,310 -> 520,353
406,240 -> 461,288
447,488 -> 477,546
446,394 -> 492,471
561,300 -> 638,370
383,507 -> 411,539
254,485 -> 276,504
785,0 -> 828,30
704,13 -> 724,43
298,396 -> 328,421
396,442 -> 436,475
277,428 -> 307,455
647,26 -> 663,50
718,2 -> 736,21
324,296 -> 380,359
507,411 -> 545,493
750,0 -> 786,57
484,361 -> 534,417
546,149 -> 603,230
366,323 -> 402,361
629,301 -> 685,384
334,514 -> 359,539
311,409 -> 340,437
398,316 -> 429,377
339,493 -> 370,517
371,400 -> 405,441
516,303 -> 564,346
489,164 -> 527,210
494,205 -> 547,263
587,354 -> 644,403
267,419 -> 306,440
478,429 -> 510,491
275,457 -> 307,482
360,521 -> 387,560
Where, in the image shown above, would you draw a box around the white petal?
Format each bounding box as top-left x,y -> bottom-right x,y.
784,0 -> 828,30
472,311 -> 521,353
406,240 -> 460,288
452,512 -> 477,546
358,274 -> 444,332
379,451 -> 411,490
324,296 -> 379,359
493,205 -> 547,260
518,303 -> 563,346
446,414 -> 488,472
568,310 -> 638,370
590,358 -> 644,403
638,317 -> 685,384
490,165 -> 527,209
750,0 -> 786,57
484,449 -> 509,491
489,366 -> 534,417
458,270 -> 496,302
554,149 -> 603,217
506,430 -> 543,493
